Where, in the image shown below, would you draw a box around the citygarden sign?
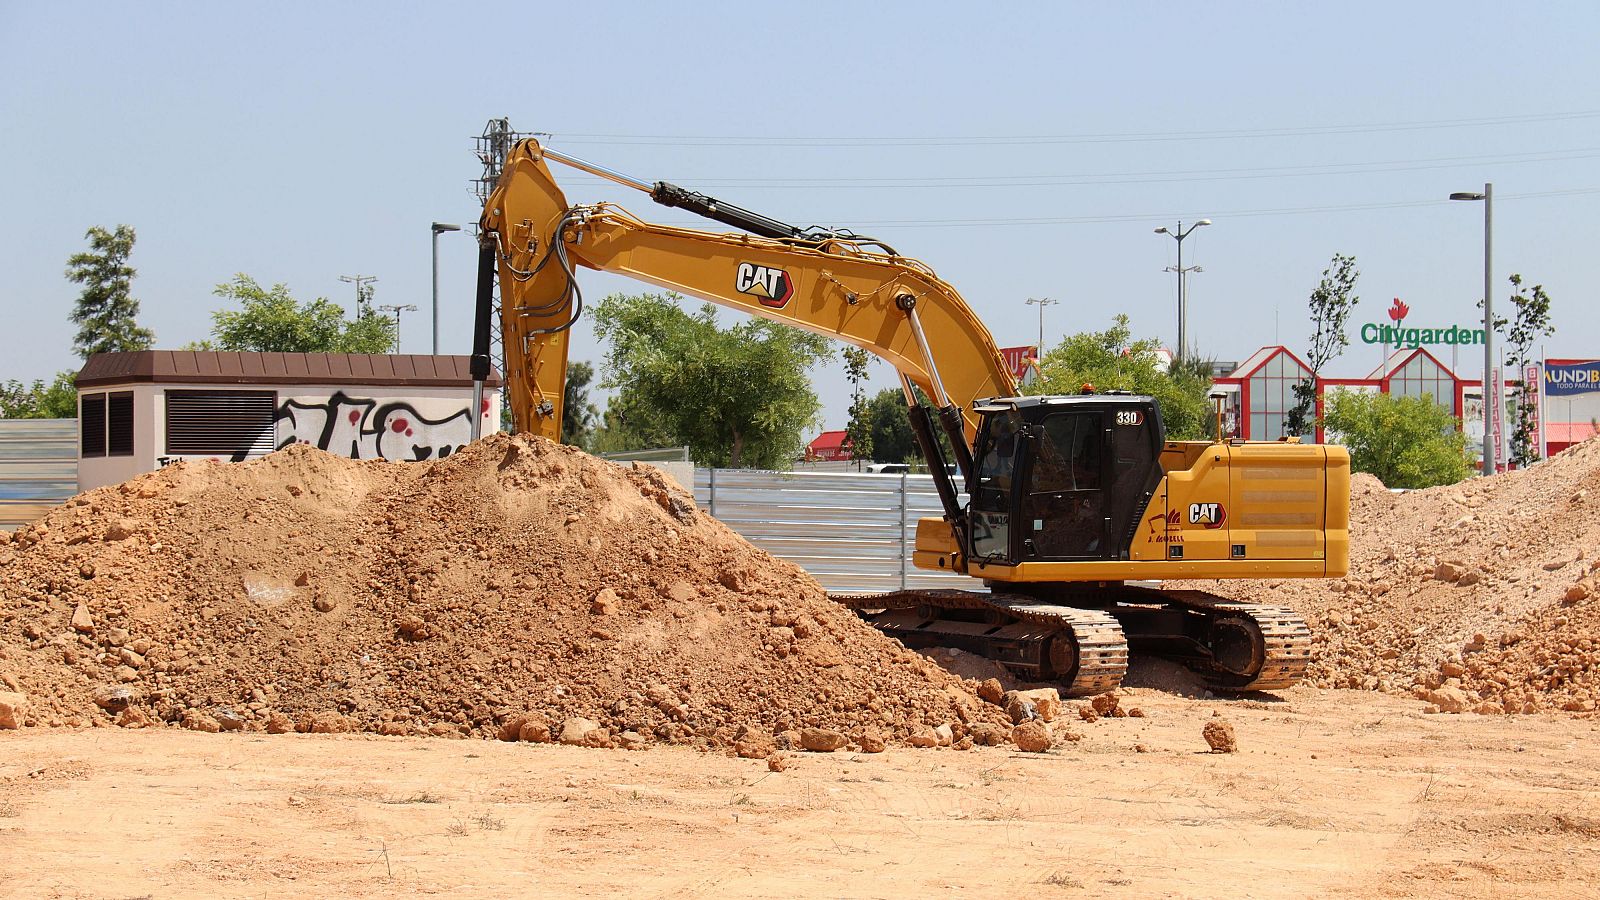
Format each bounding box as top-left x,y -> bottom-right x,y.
1359,298 -> 1487,349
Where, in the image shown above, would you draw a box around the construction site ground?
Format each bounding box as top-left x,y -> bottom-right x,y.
5,685 -> 1598,899
6,436 -> 1600,896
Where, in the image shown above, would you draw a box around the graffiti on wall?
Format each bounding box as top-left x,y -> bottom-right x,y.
276,391 -> 485,461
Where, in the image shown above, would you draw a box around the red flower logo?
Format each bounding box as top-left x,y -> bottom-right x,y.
1387,298 -> 1410,322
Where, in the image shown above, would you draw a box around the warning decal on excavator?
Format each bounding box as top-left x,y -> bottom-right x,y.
735,262 -> 795,309
1146,509 -> 1182,542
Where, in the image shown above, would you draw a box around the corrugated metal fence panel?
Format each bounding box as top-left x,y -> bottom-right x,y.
693,468 -> 972,594
0,419 -> 79,530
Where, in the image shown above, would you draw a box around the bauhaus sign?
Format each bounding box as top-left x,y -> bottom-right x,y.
1359,297 -> 1487,348
1544,361 -> 1600,397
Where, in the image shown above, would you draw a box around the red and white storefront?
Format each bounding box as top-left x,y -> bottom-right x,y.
1212,346 -> 1487,444
1214,345 -> 1596,461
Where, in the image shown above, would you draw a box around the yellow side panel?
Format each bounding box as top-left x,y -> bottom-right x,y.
1159,445 -> 1233,561
912,516 -> 964,573
1227,443 -> 1327,563
1323,446 -> 1351,576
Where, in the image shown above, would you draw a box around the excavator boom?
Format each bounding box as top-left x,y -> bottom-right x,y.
478,139 -> 1016,453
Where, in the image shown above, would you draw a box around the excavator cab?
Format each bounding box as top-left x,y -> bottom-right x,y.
969,395 -> 1165,565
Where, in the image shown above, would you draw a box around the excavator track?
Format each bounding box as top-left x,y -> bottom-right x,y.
832,586 -> 1311,696
1146,590 -> 1313,693
832,590 -> 1128,697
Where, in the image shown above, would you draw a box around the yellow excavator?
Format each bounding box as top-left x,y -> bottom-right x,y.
473,138 -> 1349,696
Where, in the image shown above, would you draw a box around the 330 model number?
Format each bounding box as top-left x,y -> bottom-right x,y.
1115,410 -> 1144,426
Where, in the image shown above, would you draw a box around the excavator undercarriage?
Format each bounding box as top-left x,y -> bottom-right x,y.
832,585 -> 1311,697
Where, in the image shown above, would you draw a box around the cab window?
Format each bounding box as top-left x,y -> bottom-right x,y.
974,410 -> 1023,501
1031,412 -> 1102,493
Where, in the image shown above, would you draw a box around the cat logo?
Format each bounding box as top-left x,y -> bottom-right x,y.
1188,502 -> 1227,529
735,262 -> 794,309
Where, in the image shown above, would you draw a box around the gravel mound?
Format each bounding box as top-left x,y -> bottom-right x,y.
0,435 -> 1003,745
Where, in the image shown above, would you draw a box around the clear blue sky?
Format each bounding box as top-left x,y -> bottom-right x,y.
3,3 -> 1596,430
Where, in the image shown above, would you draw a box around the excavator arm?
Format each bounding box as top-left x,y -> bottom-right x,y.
476,139 -> 1017,473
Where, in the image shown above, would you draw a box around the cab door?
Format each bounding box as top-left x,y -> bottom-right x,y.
969,408 -> 1023,563
1022,410 -> 1109,559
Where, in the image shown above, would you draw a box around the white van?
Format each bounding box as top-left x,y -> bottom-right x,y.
864,463 -> 910,474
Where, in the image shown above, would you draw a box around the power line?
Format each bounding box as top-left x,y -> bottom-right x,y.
628,187 -> 1600,231
549,109 -> 1600,148
556,147 -> 1600,190
824,187 -> 1600,229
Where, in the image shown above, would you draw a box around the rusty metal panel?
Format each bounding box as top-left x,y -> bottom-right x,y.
694,468 -> 971,594
0,419 -> 78,530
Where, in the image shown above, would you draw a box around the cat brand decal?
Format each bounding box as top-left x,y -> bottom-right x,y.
1189,502 -> 1227,529
735,262 -> 795,308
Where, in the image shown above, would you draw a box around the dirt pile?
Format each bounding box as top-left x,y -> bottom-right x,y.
1207,437 -> 1600,714
0,434 -> 1006,746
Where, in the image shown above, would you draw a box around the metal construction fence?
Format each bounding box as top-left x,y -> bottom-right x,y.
692,468 -> 971,594
0,419 -> 77,531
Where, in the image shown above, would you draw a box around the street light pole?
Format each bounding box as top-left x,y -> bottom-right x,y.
1153,219 -> 1210,361
1450,183 -> 1494,476
1024,297 -> 1057,360
378,304 -> 419,354
338,274 -> 378,319
431,223 -> 462,355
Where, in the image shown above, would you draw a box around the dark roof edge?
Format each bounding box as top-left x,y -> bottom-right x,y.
75,351 -> 503,389
75,372 -> 504,388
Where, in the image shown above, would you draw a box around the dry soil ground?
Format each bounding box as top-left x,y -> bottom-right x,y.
4,686 -> 1598,899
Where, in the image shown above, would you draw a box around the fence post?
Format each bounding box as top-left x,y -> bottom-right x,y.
898,472 -> 909,590
707,467 -> 718,519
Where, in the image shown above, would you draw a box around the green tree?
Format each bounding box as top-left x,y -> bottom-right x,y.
199,275 -> 396,353
1498,274 -> 1554,467
65,225 -> 155,358
1034,314 -> 1213,439
1285,253 -> 1360,437
841,346 -> 874,467
591,389 -> 676,455
864,388 -> 917,464
592,292 -> 833,469
1321,390 -> 1472,488
0,371 -> 78,418
561,360 -> 600,450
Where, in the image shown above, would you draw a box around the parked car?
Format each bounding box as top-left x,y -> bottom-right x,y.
864,462 -> 910,474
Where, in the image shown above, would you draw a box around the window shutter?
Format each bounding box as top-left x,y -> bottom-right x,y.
164,390 -> 278,457
81,393 -> 107,457
108,391 -> 135,456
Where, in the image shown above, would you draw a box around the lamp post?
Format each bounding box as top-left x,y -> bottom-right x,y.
338,274 -> 378,318
1154,219 -> 1210,361
431,223 -> 462,355
379,304 -> 419,354
1024,297 -> 1057,361
1449,184 -> 1493,476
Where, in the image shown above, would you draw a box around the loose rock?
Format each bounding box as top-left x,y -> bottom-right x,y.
1011,721 -> 1052,752
1202,719 -> 1237,753
0,691 -> 26,729
560,717 -> 602,745
800,727 -> 848,752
